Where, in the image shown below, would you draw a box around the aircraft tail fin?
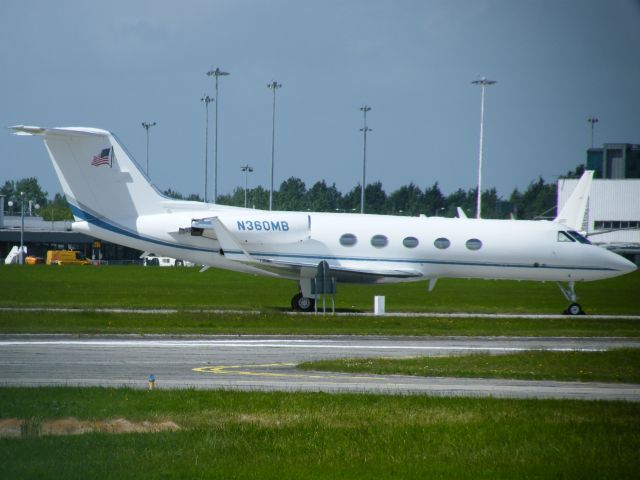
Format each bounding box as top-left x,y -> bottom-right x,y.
10,125 -> 164,221
555,170 -> 594,231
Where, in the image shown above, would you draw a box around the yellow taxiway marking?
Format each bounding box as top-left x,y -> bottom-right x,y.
193,363 -> 375,380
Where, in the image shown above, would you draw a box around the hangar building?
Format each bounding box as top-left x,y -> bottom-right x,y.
558,156 -> 640,265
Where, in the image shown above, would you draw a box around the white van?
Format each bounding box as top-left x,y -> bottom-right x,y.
143,256 -> 192,267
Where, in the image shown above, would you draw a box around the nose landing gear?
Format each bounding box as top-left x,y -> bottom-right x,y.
557,281 -> 585,315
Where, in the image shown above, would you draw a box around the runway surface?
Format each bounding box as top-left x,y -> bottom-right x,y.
1,334 -> 639,401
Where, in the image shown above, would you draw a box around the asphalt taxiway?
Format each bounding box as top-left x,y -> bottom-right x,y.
1,334 -> 639,401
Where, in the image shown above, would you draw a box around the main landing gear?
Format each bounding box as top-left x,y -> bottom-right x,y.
557,281 -> 585,315
291,292 -> 315,312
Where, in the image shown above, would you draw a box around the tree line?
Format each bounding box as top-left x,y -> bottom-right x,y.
168,172 -> 577,220
1,178 -> 72,221
2,165 -> 583,221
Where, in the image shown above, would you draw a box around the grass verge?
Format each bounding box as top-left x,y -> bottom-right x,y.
1,265 -> 639,314
300,348 -> 640,383
0,387 -> 639,479
1,310 -> 640,336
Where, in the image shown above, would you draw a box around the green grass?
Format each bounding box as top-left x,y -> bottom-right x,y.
2,310 -> 640,336
300,349 -> 640,383
1,265 -> 639,314
0,387 -> 639,479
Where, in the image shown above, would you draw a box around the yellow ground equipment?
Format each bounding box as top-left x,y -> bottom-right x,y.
46,250 -> 91,266
25,256 -> 43,265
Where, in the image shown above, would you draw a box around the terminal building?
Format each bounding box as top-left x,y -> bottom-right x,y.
558,143 -> 640,265
0,195 -> 141,263
586,143 -> 640,180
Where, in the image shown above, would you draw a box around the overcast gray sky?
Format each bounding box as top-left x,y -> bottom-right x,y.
1,0 -> 639,200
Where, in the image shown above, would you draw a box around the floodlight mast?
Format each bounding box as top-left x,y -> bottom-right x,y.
207,67 -> 230,204
201,95 -> 214,202
267,80 -> 282,211
471,76 -> 496,219
141,122 -> 156,177
241,164 -> 254,208
587,116 -> 599,148
359,105 -> 372,214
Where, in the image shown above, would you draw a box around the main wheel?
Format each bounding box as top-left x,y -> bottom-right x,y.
564,302 -> 584,315
291,292 -> 315,312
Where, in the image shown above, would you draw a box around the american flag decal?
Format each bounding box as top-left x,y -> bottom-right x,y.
91,147 -> 112,167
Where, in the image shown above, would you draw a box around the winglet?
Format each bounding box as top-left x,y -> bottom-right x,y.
555,171 -> 594,231
456,207 -> 467,219
192,217 -> 253,262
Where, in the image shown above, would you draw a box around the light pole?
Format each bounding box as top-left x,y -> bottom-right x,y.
241,164 -> 254,208
359,105 -> 372,214
201,95 -> 214,202
141,122 -> 156,177
267,80 -> 282,211
207,67 -> 230,203
587,116 -> 599,148
471,76 -> 496,219
7,191 -> 39,265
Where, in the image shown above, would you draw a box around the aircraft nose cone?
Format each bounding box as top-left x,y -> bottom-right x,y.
621,256 -> 638,274
607,250 -> 637,274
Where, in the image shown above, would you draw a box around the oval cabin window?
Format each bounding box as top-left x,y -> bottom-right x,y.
371,235 -> 389,248
339,233 -> 357,247
403,236 -> 419,248
465,238 -> 482,250
434,237 -> 451,249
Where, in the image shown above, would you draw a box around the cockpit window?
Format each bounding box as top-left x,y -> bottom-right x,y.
557,231 -> 575,242
567,230 -> 591,244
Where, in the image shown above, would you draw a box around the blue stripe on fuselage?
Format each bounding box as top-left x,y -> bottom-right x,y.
70,203 -> 218,253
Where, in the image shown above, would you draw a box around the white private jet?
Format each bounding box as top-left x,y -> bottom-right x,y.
11,125 -> 636,314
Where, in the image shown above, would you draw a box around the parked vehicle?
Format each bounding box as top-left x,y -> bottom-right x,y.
46,250 -> 91,266
143,256 -> 192,267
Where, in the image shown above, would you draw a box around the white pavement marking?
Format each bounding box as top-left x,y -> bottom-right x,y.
0,339 -> 608,352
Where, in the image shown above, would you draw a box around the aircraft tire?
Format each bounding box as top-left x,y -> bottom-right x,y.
565,303 -> 585,315
291,293 -> 315,312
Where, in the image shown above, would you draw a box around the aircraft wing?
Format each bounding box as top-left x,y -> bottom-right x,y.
257,256 -> 424,279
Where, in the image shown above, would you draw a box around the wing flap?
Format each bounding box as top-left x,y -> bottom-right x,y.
258,256 -> 423,278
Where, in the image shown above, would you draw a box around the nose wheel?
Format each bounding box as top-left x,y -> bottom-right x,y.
565,302 -> 584,315
557,281 -> 585,315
